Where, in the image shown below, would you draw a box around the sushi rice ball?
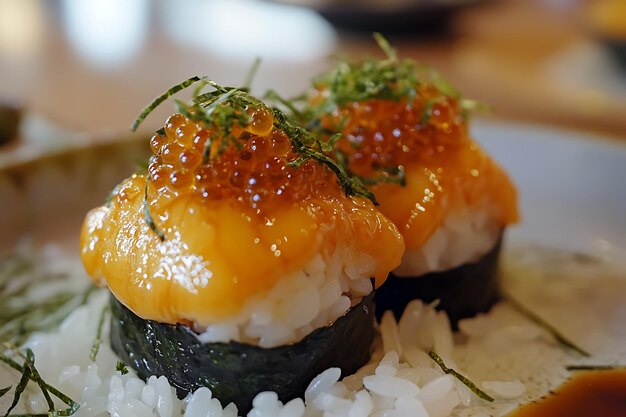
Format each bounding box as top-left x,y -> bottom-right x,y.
80,81 -> 404,412
293,39 -> 519,324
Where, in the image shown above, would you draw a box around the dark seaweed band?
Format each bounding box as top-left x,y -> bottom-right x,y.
375,235 -> 503,328
109,293 -> 376,414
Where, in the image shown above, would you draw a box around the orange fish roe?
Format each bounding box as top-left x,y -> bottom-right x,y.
325,86 -> 465,178
318,89 -> 518,250
147,110 -> 343,212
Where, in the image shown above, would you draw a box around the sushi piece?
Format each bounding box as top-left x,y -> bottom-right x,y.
80,80 -> 404,413
290,38 -> 519,325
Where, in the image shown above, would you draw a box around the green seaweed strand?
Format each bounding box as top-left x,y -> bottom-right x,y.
271,110 -> 376,204
505,295 -> 590,357
304,33 -> 462,118
3,353 -> 31,417
0,254 -> 97,346
131,78 -> 376,206
0,351 -> 79,417
243,58 -> 262,90
115,361 -> 129,375
143,180 -> 165,242
13,348 -> 56,414
89,304 -> 110,361
428,351 -> 495,402
566,365 -> 623,371
131,76 -> 206,131
372,32 -> 397,62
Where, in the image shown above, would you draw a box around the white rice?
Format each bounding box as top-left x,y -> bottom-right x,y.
195,245 -> 374,348
2,244 -> 626,417
393,205 -> 501,277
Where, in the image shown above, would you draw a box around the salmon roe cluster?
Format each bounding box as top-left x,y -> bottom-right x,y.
147,108 -> 340,210
325,86 -> 466,177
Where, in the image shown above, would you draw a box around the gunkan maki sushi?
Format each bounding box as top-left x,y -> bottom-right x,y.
80,80 -> 405,413
292,38 -> 519,325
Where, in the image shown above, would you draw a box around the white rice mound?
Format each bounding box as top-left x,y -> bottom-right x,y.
393,204 -> 501,277
195,245 -> 374,348
2,245 -> 626,417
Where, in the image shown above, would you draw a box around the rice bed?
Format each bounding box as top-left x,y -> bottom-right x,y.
2,245 -> 625,417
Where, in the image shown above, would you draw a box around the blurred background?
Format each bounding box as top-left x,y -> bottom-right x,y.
0,0 -> 625,159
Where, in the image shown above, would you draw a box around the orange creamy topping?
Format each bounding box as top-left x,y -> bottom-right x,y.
81,111 -> 404,325
321,89 -> 519,249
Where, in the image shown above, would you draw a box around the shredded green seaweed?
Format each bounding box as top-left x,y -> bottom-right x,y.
133,78 -> 373,200
0,253 -> 96,346
372,32 -> 397,62
143,180 -> 165,242
89,305 -> 109,362
3,352 -> 31,417
357,166 -> 407,187
0,252 -> 92,417
271,110 -> 376,204
131,76 -> 206,131
11,347 -> 56,414
265,34 -> 486,191
115,361 -> 129,375
280,33 -> 467,126
566,365 -> 624,371
131,76 -> 378,239
0,349 -> 79,417
505,294 -> 590,357
428,351 -> 495,402
243,58 -> 262,90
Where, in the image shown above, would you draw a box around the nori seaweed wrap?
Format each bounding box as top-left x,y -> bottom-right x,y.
109,293 -> 375,412
375,237 -> 503,326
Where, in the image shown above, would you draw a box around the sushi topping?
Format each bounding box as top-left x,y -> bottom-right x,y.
270,34 -> 481,181
134,79 -> 374,215
81,79 -> 404,330
274,34 -> 478,127
271,35 -> 518,251
146,110 -> 364,210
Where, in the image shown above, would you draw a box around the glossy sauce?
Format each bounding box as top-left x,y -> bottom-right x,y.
81,110 -> 404,325
509,370 -> 626,417
321,87 -> 519,249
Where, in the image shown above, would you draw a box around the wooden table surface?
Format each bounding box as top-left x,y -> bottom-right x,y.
0,0 -> 624,153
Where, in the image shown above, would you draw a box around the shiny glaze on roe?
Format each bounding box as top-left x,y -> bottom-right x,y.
81,109 -> 404,325
319,84 -> 519,250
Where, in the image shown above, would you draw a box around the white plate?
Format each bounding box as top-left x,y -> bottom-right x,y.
473,119 -> 626,264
